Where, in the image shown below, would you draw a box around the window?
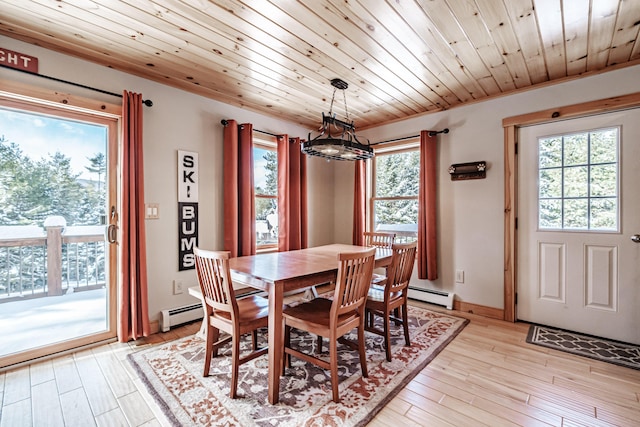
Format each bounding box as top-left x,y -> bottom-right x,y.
538,127 -> 619,231
370,144 -> 419,243
254,136 -> 278,249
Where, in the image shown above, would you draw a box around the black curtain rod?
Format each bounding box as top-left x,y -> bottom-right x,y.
1,64 -> 153,106
220,119 -> 284,138
371,128 -> 449,146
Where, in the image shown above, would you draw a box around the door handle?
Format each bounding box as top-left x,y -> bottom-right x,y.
632,234 -> 640,243
106,224 -> 117,243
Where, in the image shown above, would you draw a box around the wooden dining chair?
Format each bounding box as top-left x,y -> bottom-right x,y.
363,231 -> 396,248
365,241 -> 417,362
193,247 -> 269,399
282,247 -> 376,403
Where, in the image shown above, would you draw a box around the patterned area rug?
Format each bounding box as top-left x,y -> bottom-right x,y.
128,305 -> 468,426
526,325 -> 640,370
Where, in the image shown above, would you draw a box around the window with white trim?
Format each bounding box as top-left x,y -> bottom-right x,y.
370,142 -> 419,243
253,135 -> 278,249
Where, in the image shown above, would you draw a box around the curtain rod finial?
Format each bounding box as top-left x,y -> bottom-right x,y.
428,128 -> 449,137
221,119 -> 229,126
142,99 -> 153,107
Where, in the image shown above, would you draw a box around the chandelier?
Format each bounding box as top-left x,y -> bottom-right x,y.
302,78 -> 374,161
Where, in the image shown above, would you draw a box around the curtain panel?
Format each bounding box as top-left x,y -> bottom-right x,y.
352,159 -> 367,246
223,120 -> 256,257
418,130 -> 438,280
277,136 -> 308,251
118,90 -> 150,342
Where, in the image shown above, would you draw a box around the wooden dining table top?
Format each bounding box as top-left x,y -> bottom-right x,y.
228,243 -> 391,290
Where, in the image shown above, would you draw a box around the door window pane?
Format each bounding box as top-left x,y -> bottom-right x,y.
590,165 -> 616,197
539,168 -> 562,198
590,198 -> 617,230
564,133 -> 588,166
538,136 -> 562,168
537,127 -> 619,231
539,199 -> 562,228
563,166 -> 588,198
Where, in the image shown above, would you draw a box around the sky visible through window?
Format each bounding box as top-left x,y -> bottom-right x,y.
0,108 -> 106,180
254,146 -> 269,190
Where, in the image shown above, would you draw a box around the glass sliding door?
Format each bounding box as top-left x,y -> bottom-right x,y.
0,96 -> 118,368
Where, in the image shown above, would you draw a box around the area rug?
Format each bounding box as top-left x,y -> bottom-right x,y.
526,324 -> 640,370
128,305 -> 468,426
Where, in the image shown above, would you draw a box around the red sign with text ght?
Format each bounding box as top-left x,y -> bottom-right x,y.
0,47 -> 38,73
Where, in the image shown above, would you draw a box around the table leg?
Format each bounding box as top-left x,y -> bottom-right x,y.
267,284 -> 283,404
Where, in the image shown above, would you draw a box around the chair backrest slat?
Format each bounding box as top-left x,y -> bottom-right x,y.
363,231 -> 396,249
386,242 -> 418,295
194,247 -> 238,318
332,248 -> 376,319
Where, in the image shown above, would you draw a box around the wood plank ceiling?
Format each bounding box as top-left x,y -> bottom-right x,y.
1,0 -> 639,131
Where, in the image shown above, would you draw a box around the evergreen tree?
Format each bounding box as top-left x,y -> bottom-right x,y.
85,152 -> 106,192
375,151 -> 419,226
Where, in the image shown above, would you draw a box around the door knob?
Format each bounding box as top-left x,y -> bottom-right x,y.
632,234 -> 640,243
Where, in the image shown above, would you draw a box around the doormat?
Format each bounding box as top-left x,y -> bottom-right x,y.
526,324 -> 640,371
127,305 -> 468,426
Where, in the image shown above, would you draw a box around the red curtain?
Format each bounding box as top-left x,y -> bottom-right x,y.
223,120 -> 256,257
277,136 -> 308,251
118,90 -> 150,342
352,159 -> 366,246
418,130 -> 438,280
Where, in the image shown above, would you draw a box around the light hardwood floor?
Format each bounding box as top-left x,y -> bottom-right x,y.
1,301 -> 639,426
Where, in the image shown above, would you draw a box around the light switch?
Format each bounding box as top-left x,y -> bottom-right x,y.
145,203 -> 159,219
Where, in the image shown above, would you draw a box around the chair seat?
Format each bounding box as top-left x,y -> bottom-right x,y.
283,297 -> 358,329
212,295 -> 269,325
367,287 -> 403,304
371,273 -> 387,286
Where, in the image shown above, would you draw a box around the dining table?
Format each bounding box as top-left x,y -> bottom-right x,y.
227,243 -> 392,405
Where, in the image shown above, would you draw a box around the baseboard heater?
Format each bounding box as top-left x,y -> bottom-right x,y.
160,303 -> 204,332
407,286 -> 454,310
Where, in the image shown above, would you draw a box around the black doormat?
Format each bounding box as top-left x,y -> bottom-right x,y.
526,324 -> 640,371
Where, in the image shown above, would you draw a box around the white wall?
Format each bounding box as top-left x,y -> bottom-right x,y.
354,65 -> 640,309
0,36 -> 325,321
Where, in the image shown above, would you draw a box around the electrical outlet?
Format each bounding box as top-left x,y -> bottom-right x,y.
455,270 -> 465,283
173,280 -> 183,295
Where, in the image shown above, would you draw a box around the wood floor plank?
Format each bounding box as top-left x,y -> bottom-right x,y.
73,349 -> 119,416
2,366 -> 30,406
0,398 -> 31,427
412,371 -> 476,403
31,380 -> 64,427
93,349 -> 136,398
470,395 -> 558,427
383,394 -> 413,415
595,405 -> 640,426
367,406 -> 411,427
406,400 -> 481,426
552,374 -> 640,404
52,355 -> 82,395
438,394 -> 521,427
527,395 -> 613,427
94,407 -> 129,427
118,391 -> 156,426
29,359 -> 54,386
59,388 -> 97,427
423,365 -> 562,426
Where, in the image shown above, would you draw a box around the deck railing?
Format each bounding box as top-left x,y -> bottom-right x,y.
0,223 -> 106,302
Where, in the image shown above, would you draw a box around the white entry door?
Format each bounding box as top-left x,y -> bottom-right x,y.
517,108 -> 640,344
